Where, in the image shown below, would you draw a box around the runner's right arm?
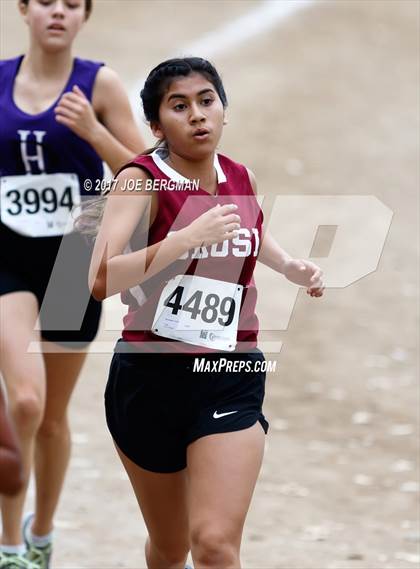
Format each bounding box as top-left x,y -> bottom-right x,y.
89,168 -> 241,301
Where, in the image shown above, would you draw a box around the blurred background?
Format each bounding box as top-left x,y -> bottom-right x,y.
1,1 -> 419,567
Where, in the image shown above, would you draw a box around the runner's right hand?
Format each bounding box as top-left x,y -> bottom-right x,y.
183,204 -> 241,248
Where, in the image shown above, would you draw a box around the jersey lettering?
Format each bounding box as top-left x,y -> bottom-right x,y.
17,130 -> 47,174
210,239 -> 229,257
232,228 -> 252,257
191,244 -> 209,259
167,228 -> 260,260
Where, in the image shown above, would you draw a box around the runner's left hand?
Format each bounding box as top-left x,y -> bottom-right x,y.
283,259 -> 324,297
54,85 -> 100,143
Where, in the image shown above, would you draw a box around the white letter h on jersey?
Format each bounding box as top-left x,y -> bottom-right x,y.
18,130 -> 47,174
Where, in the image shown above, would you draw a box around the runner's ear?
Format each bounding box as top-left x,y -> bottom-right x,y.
151,122 -> 164,140
18,1 -> 29,19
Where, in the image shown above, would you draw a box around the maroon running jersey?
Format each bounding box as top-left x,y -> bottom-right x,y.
120,147 -> 263,353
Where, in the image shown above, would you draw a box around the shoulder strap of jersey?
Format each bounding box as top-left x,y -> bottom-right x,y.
116,152 -> 169,180
68,58 -> 105,101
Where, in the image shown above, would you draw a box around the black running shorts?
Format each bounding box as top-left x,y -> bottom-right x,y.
0,228 -> 101,348
105,339 -> 269,473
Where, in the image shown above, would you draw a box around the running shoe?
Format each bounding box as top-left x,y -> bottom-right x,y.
0,552 -> 40,569
22,515 -> 51,569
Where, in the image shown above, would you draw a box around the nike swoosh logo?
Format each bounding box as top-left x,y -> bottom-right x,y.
213,410 -> 238,419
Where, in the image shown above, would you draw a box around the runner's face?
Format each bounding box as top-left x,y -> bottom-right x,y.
20,0 -> 86,53
153,73 -> 225,160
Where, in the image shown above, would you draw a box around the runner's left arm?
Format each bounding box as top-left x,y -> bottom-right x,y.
247,168 -> 324,297
55,67 -> 145,174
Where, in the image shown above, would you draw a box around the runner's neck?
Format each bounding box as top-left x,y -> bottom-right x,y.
21,45 -> 74,82
165,152 -> 218,195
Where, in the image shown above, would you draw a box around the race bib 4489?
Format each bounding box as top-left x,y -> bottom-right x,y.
153,275 -> 243,351
0,173 -> 80,237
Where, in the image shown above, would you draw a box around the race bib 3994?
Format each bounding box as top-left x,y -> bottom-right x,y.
0,173 -> 80,237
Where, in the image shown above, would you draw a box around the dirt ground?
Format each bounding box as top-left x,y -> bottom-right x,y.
0,1 -> 419,568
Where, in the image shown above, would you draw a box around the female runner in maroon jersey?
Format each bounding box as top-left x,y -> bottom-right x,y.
89,58 -> 324,569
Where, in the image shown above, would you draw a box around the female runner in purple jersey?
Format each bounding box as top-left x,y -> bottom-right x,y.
88,57 -> 324,569
0,1 -> 144,568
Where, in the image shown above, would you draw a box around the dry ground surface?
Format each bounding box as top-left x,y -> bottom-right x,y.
0,1 -> 419,568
